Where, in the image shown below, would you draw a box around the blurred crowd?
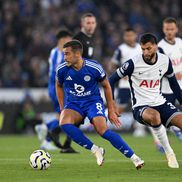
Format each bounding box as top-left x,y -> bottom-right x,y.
0,0 -> 182,88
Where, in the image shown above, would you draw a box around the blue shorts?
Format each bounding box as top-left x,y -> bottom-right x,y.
117,88 -> 131,106
64,99 -> 106,122
133,101 -> 182,128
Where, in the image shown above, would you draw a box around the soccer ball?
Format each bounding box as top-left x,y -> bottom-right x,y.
29,150 -> 51,170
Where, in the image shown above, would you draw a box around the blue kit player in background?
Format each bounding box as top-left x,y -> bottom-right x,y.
109,33 -> 182,168
35,29 -> 77,153
56,40 -> 144,169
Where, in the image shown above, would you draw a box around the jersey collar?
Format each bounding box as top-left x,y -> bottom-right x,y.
142,53 -> 158,65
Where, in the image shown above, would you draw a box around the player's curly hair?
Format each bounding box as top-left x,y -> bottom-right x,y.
140,33 -> 157,45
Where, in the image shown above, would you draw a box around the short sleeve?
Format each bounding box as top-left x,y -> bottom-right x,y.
96,64 -> 106,82
56,63 -> 66,86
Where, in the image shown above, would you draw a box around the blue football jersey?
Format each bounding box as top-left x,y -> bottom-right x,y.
48,47 -> 64,97
48,47 -> 65,113
56,59 -> 106,104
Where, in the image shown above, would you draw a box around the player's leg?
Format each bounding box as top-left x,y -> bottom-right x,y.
170,114 -> 182,130
148,126 -> 165,153
138,105 -> 179,168
91,116 -> 144,169
46,96 -> 77,152
61,122 -> 81,153
87,100 -> 144,169
163,93 -> 182,141
60,107 -> 103,165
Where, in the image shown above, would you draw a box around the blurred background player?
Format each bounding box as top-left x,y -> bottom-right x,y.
150,17 -> 182,152
35,29 -> 78,152
111,28 -> 146,137
73,13 -> 97,59
159,17 -> 182,140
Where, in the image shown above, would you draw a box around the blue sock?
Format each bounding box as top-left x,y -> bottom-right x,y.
46,136 -> 51,142
102,129 -> 134,158
61,124 -> 93,150
47,119 -> 59,131
46,119 -> 59,142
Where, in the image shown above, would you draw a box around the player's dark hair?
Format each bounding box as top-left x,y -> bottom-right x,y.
63,40 -> 83,54
56,29 -> 72,41
140,33 -> 157,45
163,17 -> 177,25
81,13 -> 96,21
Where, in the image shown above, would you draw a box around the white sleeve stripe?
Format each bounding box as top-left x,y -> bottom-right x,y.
56,62 -> 66,72
86,63 -> 103,74
166,72 -> 175,78
116,68 -> 123,78
85,60 -> 104,72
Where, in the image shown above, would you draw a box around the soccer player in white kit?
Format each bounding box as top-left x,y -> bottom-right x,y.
110,33 -> 182,168
158,17 -> 182,140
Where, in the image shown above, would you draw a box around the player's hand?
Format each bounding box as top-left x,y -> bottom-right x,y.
108,111 -> 121,128
112,101 -> 121,117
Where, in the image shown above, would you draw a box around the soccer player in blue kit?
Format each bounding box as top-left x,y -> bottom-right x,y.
36,29 -> 77,152
56,40 -> 144,169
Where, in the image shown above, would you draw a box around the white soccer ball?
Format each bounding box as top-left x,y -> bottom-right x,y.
29,150 -> 51,170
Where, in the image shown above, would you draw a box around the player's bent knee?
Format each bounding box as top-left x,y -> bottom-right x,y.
92,119 -> 108,135
150,113 -> 161,125
143,108 -> 161,125
60,119 -> 71,125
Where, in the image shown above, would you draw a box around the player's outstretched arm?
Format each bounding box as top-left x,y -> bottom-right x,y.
101,78 -> 121,128
55,80 -> 64,111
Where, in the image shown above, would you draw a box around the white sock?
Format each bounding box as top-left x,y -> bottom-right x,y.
152,124 -> 174,154
91,144 -> 99,153
130,154 -> 138,161
149,126 -> 161,144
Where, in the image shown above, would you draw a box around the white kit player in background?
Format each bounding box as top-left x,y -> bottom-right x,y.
111,28 -> 146,137
150,17 -> 182,151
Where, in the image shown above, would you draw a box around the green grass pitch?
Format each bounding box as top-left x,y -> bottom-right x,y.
0,133 -> 181,182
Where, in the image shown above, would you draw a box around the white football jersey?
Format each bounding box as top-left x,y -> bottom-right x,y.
112,43 -> 142,88
158,37 -> 182,93
116,53 -> 174,108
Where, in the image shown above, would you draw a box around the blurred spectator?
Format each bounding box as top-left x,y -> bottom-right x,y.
0,0 -> 181,87
14,93 -> 42,133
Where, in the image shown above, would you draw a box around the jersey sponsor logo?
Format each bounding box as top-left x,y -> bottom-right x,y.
84,75 -> 91,82
69,84 -> 91,96
66,76 -> 72,80
74,84 -> 85,93
139,80 -> 160,88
